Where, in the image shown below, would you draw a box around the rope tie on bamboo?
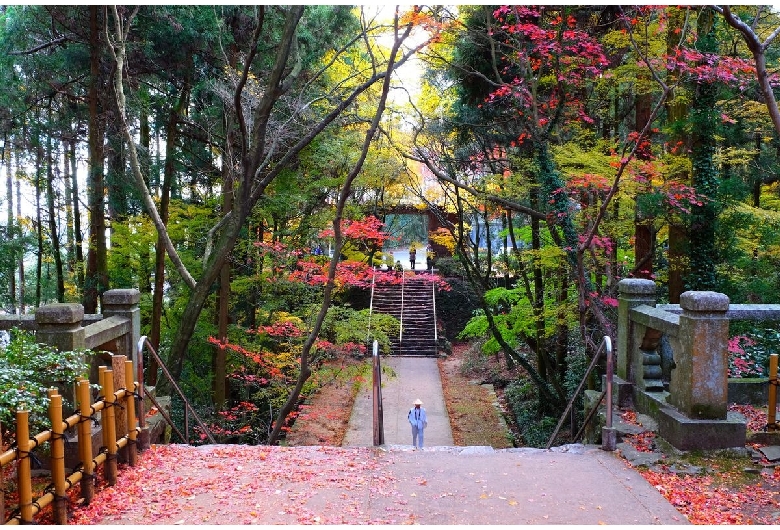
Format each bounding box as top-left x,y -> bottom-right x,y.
81,413 -> 100,426
49,431 -> 66,442
770,379 -> 780,386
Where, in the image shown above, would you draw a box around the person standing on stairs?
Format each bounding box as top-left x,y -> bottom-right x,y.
409,243 -> 417,270
408,398 -> 428,449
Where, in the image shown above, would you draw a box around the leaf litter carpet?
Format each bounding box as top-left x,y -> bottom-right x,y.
73,445 -> 398,525
61,443 -> 688,525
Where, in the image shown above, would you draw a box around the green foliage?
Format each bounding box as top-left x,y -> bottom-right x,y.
432,256 -> 465,278
458,283 -> 577,357
715,203 -> 780,303
0,329 -> 91,436
107,215 -> 157,289
320,305 -> 399,355
435,276 -> 480,342
0,223 -> 34,311
563,335 -> 588,430
504,379 -> 557,448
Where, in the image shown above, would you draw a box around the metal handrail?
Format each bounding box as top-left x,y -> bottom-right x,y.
545,335 -> 613,450
137,336 -> 216,444
372,340 -> 384,445
432,278 -> 438,345
399,271 -> 405,354
367,267 -> 376,344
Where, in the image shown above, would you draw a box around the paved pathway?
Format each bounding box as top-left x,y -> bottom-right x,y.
343,356 -> 453,447
338,354 -> 688,525
94,355 -> 688,525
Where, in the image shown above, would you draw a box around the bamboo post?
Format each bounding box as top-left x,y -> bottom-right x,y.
47,389 -> 68,524
769,354 -> 778,428
136,336 -> 149,451
99,366 -> 109,455
77,378 -> 95,504
103,369 -> 118,486
112,355 -> 127,463
124,359 -> 138,467
16,408 -> 33,524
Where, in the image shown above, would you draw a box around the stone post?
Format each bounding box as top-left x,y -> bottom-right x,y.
668,291 -> 730,419
102,289 -> 141,375
617,279 -> 657,384
35,303 -> 86,353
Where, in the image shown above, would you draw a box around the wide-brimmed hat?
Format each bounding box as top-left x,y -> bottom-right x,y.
413,398 -> 423,405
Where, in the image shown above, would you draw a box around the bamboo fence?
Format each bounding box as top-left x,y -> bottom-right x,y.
1,356 -> 138,525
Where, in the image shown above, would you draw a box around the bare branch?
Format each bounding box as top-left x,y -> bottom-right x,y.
107,6 -> 197,289
717,5 -> 780,137
9,35 -> 70,56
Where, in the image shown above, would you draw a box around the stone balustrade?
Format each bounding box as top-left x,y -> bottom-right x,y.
0,289 -> 142,402
617,279 -> 749,450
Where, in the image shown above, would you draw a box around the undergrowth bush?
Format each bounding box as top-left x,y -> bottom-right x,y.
504,379 -> 558,448
0,329 -> 92,441
319,305 -> 399,355
504,335 -> 590,448
459,339 -> 504,383
728,326 -> 780,378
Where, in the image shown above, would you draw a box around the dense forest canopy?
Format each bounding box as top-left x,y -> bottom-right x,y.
2,5 -> 780,445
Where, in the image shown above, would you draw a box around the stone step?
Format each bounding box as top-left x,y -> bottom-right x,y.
373,280 -> 437,356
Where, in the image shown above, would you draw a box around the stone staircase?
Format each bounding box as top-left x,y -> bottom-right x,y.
372,275 -> 437,356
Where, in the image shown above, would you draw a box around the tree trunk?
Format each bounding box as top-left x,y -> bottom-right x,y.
634,86 -> 654,279
268,24 -> 405,443
555,264 -> 569,376
70,137 -> 85,293
63,140 -> 75,275
46,110 -> 65,302
149,80 -> 190,386
5,135 -> 15,311
530,182 -> 547,381
35,143 -> 43,308
665,7 -> 689,303
214,156 -> 233,410
85,5 -> 108,313
16,147 -> 24,313
138,91 -> 152,297
686,7 -> 718,292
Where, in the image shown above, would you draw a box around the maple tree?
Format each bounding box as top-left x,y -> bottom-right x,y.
406,5 -> 644,411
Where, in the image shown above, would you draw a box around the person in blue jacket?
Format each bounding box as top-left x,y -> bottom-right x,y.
408,398 -> 428,449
